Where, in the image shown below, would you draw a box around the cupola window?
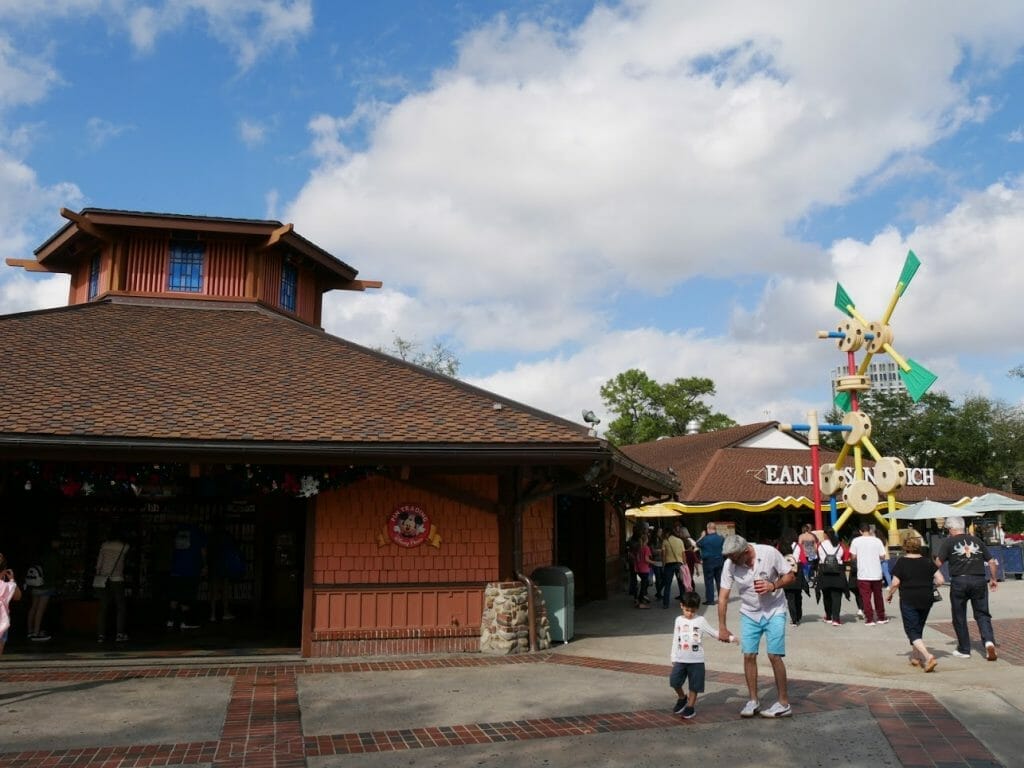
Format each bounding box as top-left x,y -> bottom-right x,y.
87,253 -> 101,299
280,261 -> 298,312
168,242 -> 205,293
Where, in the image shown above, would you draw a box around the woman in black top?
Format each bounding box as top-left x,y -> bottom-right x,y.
816,527 -> 847,625
886,536 -> 943,672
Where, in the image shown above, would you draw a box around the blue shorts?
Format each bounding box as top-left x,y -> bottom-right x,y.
740,613 -> 786,656
669,661 -> 706,693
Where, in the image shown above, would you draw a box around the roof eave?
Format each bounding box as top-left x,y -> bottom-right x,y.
0,435 -> 610,465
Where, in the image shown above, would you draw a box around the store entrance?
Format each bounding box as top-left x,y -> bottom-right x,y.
1,493 -> 308,657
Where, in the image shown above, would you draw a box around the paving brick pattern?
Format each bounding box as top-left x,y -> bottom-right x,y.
931,617 -> 1024,664
0,644 -> 1013,768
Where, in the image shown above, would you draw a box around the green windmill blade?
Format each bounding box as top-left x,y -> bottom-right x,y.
834,283 -> 855,317
897,250 -> 920,294
899,358 -> 937,402
833,390 -> 852,412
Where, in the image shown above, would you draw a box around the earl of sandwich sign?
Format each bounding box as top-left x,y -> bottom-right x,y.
763,464 -> 935,487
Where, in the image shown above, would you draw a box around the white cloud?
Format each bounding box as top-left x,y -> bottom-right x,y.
290,0 -> 1024,360
0,270 -> 70,315
239,118 -> 268,147
281,1 -> 1024,426
0,1 -> 313,70
86,116 -> 132,149
0,35 -> 61,109
0,148 -> 82,265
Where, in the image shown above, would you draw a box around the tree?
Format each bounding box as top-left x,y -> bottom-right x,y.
376,335 -> 460,377
599,369 -> 736,445
823,390 -> 1024,491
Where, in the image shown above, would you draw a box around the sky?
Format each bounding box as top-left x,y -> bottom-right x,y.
2,0 -> 1024,434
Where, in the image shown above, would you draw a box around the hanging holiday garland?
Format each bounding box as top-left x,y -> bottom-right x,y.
5,460 -> 378,498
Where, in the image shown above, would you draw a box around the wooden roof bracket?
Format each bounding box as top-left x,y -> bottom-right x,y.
4,258 -> 57,273
259,223 -> 294,250
61,207 -> 111,243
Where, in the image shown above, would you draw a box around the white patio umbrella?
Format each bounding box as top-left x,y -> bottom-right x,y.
958,492 -> 1024,514
884,499 -> 982,521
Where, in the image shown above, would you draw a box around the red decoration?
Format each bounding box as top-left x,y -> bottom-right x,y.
387,504 -> 431,548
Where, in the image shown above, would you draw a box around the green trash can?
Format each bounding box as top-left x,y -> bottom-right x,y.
532,566 -> 574,643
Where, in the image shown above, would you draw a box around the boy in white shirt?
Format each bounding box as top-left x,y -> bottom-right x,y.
670,591 -> 733,718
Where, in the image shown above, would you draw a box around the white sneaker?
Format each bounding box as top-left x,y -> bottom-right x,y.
857,610 -> 865,619
740,700 -> 760,718
876,618 -> 890,625
760,701 -> 792,718
952,650 -> 971,658
985,642 -> 997,661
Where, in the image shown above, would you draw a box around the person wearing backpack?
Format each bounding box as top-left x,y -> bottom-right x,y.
817,527 -> 847,625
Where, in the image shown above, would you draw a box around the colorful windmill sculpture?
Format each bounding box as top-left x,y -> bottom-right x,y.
780,251 -> 937,540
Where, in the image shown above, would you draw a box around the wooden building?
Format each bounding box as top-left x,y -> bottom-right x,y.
0,208 -> 675,656
622,422 -> 1014,543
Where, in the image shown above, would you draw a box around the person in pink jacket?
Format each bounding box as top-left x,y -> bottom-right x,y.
0,552 -> 24,654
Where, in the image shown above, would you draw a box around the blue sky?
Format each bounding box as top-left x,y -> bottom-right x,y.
2,1 -> 1024,430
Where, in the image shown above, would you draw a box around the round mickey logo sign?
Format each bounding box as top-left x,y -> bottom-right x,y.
388,504 -> 431,548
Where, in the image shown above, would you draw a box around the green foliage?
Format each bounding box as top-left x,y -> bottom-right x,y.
599,369 -> 736,445
376,335 -> 460,377
830,390 -> 1024,491
1004,510 -> 1024,534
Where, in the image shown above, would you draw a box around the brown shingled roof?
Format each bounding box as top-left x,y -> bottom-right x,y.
0,299 -> 600,460
622,423 -> 1009,506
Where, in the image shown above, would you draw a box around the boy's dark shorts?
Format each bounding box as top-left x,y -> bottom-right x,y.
669,661 -> 706,692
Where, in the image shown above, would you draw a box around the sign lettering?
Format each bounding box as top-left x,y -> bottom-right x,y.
762,464 -> 935,487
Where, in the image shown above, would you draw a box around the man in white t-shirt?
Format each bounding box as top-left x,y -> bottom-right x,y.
717,534 -> 795,719
849,521 -> 889,625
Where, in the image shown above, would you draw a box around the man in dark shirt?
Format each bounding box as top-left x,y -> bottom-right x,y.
934,515 -> 999,660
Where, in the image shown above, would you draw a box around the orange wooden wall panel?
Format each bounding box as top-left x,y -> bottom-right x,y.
125,236 -> 170,294
313,587 -> 484,631
206,240 -> 247,297
313,475 -> 507,586
310,474 -> 549,633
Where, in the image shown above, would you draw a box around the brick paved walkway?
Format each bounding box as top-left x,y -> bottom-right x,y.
0,642 -> 1011,768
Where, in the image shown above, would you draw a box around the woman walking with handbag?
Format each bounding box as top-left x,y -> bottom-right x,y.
886,536 -> 943,672
94,525 -> 130,643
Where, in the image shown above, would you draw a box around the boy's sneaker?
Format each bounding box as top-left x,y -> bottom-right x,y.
876,618 -> 890,625
864,621 -> 876,627
30,631 -> 51,641
672,699 -> 687,714
680,705 -> 696,719
951,650 -> 971,658
985,642 -> 998,661
115,633 -> 129,642
857,610 -> 865,619
740,700 -> 760,718
760,701 -> 792,718
180,621 -> 201,629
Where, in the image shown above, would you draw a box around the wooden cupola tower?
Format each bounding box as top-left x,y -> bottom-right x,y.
6,208 -> 380,328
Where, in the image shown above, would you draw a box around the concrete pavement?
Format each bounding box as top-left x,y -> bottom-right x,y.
0,577 -> 1021,767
